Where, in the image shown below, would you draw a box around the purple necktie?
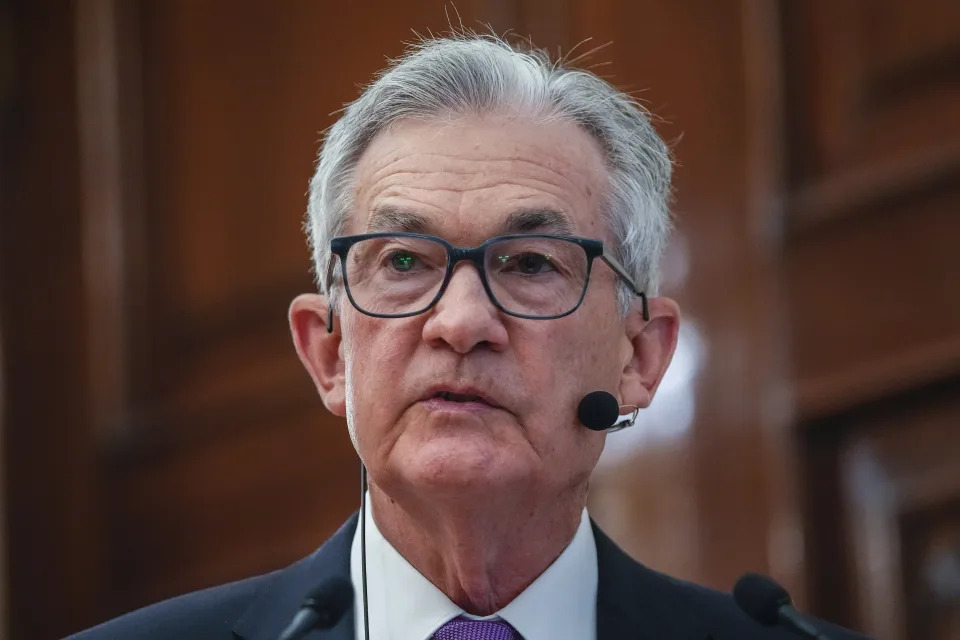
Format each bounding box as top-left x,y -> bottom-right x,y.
432,616 -> 523,640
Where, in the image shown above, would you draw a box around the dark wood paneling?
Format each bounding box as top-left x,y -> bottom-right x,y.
105,410 -> 357,611
0,3 -> 104,638
803,380 -> 960,639
782,0 -> 960,187
782,2 -> 960,636
901,502 -> 960,640
786,186 -> 960,418
781,0 -> 960,422
826,381 -> 960,640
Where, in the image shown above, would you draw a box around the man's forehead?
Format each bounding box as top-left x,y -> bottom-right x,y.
348,116 -> 609,238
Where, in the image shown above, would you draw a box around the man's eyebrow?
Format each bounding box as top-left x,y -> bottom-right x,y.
365,206 -> 574,236
366,206 -> 433,233
501,208 -> 575,235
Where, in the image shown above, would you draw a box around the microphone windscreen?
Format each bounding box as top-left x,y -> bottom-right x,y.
304,576 -> 354,629
577,391 -> 619,431
733,572 -> 791,626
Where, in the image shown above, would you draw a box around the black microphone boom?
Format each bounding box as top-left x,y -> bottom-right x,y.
278,576 -> 354,640
733,573 -> 831,640
577,391 -> 620,431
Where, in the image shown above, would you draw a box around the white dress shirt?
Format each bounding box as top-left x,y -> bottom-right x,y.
349,496 -> 598,640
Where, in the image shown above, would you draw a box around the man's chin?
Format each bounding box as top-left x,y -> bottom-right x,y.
389,447 -> 528,497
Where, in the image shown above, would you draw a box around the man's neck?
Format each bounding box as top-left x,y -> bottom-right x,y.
368,484 -> 586,615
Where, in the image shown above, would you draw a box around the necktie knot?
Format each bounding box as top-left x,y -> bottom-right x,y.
432,616 -> 523,640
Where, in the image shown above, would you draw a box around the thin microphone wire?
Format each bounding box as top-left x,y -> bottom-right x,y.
360,463 -> 371,640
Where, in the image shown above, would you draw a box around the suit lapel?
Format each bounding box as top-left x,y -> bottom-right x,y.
594,521 -> 650,640
233,513 -> 359,640
593,521 -> 720,640
594,520 -> 697,640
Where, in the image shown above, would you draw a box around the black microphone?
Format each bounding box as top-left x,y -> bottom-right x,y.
578,391 -> 620,431
278,576 -> 354,640
733,573 -> 831,640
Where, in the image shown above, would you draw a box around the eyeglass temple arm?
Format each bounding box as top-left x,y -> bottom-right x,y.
325,259 -> 336,334
601,248 -> 650,321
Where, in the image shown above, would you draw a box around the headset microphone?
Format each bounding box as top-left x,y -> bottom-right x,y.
578,391 -> 642,431
578,391 -> 621,431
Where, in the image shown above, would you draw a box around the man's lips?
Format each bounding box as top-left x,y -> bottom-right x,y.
419,386 -> 503,411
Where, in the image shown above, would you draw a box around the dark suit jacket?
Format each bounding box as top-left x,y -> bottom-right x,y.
67,513 -> 870,640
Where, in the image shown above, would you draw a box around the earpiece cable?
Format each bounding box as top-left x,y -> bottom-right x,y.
360,463 -> 371,640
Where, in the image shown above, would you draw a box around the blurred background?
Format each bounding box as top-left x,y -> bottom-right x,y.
1,1 -> 959,638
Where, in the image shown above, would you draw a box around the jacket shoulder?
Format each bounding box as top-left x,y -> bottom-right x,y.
592,522 -> 871,640
65,570 -> 278,640
65,513 -> 359,640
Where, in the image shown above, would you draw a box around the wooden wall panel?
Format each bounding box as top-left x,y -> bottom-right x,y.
782,0 -> 960,185
105,413 -> 358,611
786,187 -> 960,417
0,4 -> 11,634
834,382 -> 960,640
1,3 -> 105,638
780,0 -> 960,636
901,504 -> 960,640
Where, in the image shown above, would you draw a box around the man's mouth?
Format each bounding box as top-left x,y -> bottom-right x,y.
421,387 -> 502,411
436,391 -> 486,403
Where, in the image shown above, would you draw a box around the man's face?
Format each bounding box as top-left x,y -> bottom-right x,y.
324,115 -> 639,504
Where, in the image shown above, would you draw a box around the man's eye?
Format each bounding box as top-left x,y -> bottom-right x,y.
388,251 -> 419,272
501,252 -> 555,274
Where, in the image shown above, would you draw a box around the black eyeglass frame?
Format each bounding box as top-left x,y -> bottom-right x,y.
324,232 -> 648,332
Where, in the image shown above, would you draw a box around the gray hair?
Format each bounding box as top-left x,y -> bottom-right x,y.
306,33 -> 672,313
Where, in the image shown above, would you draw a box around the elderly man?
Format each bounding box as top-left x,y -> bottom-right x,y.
70,34 -> 870,640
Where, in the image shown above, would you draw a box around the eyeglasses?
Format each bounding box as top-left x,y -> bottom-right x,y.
325,233 -> 647,331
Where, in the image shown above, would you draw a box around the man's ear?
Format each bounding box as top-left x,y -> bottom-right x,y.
289,293 -> 346,416
618,296 -> 680,409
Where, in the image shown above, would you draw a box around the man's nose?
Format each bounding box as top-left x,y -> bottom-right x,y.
421,263 -> 509,354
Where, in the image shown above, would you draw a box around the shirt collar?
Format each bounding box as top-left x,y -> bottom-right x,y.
350,496 -> 598,640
